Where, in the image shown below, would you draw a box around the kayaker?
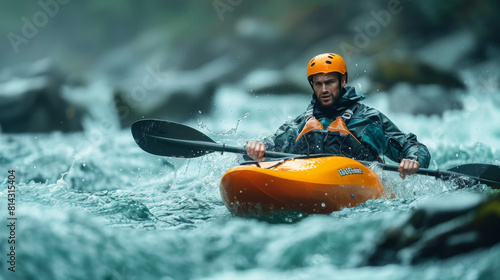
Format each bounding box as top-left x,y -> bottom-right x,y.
246,53 -> 431,179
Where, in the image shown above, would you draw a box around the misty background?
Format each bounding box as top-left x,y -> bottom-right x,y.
1,0 -> 499,133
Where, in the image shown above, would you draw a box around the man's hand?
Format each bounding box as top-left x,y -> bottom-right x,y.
246,141 -> 266,161
399,158 -> 420,180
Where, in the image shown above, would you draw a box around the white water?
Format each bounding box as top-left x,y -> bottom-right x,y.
1,74 -> 500,279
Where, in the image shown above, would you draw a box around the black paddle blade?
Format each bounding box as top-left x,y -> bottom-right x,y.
447,163 -> 500,189
131,119 -> 216,158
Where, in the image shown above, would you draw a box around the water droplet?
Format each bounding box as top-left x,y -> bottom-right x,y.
321,203 -> 326,207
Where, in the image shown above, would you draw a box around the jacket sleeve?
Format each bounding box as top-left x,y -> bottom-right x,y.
358,108 -> 431,168
242,115 -> 304,161
262,116 -> 303,154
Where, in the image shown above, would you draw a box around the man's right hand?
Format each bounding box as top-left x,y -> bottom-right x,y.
246,141 -> 266,161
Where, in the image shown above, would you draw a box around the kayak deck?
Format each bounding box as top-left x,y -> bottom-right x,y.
219,156 -> 384,216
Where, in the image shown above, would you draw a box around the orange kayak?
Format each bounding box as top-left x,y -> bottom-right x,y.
219,156 -> 384,216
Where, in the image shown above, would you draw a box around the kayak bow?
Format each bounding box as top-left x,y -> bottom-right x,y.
219,156 -> 384,216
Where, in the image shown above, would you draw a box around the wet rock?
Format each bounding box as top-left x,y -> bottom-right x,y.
364,193 -> 500,265
417,29 -> 477,71
388,83 -> 463,116
0,59 -> 85,133
372,56 -> 465,90
370,54 -> 466,115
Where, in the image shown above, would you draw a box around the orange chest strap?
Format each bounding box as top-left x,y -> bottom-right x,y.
295,116 -> 361,144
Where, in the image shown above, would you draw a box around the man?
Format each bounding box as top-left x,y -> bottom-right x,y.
246,53 -> 430,179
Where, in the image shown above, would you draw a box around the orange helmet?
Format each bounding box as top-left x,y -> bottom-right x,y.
307,53 -> 347,80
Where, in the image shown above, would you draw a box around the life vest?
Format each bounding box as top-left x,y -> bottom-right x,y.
292,110 -> 382,162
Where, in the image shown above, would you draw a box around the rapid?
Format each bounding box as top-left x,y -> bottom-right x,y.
1,75 -> 500,280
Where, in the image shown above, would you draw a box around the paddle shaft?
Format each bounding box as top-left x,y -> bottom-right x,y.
361,161 -> 488,183
132,119 -> 500,189
148,134 -> 489,183
362,162 -> 499,186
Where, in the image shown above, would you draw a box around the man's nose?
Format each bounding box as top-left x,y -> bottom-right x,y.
321,83 -> 328,92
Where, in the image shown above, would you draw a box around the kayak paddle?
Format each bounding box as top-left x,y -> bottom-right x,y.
131,118 -> 293,158
131,119 -> 500,189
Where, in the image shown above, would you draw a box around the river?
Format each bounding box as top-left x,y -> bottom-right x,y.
1,78 -> 500,280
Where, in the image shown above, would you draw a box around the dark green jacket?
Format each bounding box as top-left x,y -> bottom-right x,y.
262,86 -> 431,168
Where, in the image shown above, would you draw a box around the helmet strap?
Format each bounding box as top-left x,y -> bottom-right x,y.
338,73 -> 342,94
308,77 -> 314,90
338,73 -> 347,98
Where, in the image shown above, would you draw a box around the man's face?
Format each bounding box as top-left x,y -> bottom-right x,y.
312,72 -> 346,108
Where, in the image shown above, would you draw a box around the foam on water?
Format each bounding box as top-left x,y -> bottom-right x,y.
1,79 -> 499,279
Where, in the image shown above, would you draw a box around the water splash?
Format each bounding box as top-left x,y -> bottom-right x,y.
197,112 -> 250,136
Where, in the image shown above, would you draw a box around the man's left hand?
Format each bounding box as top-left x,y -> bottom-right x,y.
399,159 -> 420,180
